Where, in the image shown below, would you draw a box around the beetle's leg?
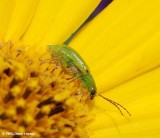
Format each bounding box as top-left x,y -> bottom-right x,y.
73,91 -> 82,102
79,92 -> 85,103
67,77 -> 78,83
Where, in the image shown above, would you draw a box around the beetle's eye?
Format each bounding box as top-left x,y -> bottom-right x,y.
90,89 -> 96,100
91,90 -> 95,96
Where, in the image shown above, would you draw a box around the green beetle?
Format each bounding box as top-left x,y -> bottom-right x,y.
48,44 -> 96,100
48,44 -> 131,116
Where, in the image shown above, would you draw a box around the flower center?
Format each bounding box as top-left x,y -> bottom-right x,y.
0,41 -> 92,138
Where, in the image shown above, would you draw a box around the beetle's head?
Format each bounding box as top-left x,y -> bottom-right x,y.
80,74 -> 97,100
90,87 -> 96,100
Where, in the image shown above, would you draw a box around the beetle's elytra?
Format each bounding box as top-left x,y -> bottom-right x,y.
48,44 -> 96,100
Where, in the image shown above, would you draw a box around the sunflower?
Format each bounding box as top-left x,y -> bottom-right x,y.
0,0 -> 160,138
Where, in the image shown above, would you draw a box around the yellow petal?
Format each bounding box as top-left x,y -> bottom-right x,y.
70,0 -> 160,92
87,67 -> 160,137
21,0 -> 100,50
0,0 -> 15,41
4,0 -> 39,42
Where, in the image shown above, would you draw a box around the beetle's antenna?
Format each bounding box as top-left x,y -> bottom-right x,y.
98,94 -> 131,116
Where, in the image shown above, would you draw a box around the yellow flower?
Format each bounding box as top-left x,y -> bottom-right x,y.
0,0 -> 160,138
